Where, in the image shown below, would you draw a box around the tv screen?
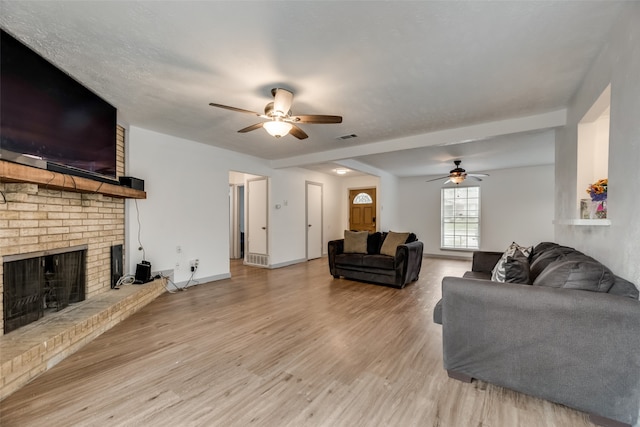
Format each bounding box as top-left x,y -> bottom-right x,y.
1,29 -> 117,180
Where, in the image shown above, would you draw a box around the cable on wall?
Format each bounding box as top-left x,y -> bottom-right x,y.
134,199 -> 146,260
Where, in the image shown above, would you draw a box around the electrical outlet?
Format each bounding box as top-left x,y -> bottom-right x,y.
175,262 -> 180,270
176,246 -> 182,254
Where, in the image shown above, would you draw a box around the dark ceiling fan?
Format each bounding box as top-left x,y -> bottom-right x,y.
209,88 -> 342,140
426,160 -> 489,184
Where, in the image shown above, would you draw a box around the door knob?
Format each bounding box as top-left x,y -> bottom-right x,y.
261,227 -> 266,230
308,224 -> 312,227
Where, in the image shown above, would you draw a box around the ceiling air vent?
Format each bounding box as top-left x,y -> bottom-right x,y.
336,134 -> 358,140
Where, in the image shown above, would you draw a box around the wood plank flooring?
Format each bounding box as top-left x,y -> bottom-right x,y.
0,257 -> 596,426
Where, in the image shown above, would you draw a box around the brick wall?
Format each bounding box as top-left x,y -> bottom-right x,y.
0,126 -> 126,334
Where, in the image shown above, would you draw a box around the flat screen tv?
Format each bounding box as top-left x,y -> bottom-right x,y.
1,29 -> 117,182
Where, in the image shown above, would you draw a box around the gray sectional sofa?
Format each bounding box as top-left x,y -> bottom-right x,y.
434,242 -> 640,427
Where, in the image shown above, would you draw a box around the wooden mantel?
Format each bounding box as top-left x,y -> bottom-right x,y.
0,160 -> 146,199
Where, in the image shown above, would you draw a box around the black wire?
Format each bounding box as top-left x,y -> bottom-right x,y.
0,190 -> 6,204
134,199 -> 146,260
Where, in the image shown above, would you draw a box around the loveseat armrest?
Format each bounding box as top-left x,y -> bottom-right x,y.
470,251 -> 503,273
328,239 -> 344,276
441,276 -> 640,426
395,241 -> 424,287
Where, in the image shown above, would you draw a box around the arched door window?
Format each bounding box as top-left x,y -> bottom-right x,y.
353,192 -> 373,204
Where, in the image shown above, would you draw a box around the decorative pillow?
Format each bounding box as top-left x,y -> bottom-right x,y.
366,232 -> 382,255
343,230 -> 368,254
532,257 -> 615,293
380,231 -> 410,256
504,250 -> 531,284
491,242 -> 533,282
608,275 -> 640,299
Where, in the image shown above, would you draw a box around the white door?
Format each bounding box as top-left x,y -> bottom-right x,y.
306,182 -> 322,260
247,177 -> 268,255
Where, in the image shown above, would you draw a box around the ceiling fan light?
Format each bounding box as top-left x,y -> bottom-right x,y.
263,120 -> 293,138
450,175 -> 465,184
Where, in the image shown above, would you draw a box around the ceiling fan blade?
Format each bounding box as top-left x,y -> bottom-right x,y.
272,88 -> 294,116
289,124 -> 308,140
426,175 -> 451,182
290,115 -> 343,124
467,176 -> 483,181
443,179 -> 453,184
468,173 -> 489,177
237,122 -> 264,133
209,103 -> 261,116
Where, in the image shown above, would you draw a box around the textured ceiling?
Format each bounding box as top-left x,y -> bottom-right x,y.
0,1 -> 627,177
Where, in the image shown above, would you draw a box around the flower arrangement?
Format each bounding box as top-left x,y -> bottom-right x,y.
586,178 -> 608,202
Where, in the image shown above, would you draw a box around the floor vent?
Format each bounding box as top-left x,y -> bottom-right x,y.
246,253 -> 269,267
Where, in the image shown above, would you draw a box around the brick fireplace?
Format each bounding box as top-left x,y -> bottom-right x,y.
0,127 -> 165,399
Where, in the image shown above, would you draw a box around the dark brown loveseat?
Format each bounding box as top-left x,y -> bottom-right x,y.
328,231 -> 423,288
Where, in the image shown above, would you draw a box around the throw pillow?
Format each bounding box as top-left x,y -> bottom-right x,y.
380,231 -> 410,256
532,257 -> 615,293
491,242 -> 533,282
343,230 -> 368,254
504,250 -> 531,284
367,232 -> 382,254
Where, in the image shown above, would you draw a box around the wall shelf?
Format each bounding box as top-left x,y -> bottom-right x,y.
553,218 -> 611,226
0,160 -> 146,199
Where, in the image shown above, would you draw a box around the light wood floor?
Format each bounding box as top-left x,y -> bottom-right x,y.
0,257 -> 596,427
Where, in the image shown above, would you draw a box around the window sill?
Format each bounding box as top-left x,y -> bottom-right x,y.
553,219 -> 611,226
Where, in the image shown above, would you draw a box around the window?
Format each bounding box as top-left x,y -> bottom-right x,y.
441,186 -> 480,250
353,192 -> 373,204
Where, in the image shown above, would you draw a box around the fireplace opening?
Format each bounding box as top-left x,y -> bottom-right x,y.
3,246 -> 86,334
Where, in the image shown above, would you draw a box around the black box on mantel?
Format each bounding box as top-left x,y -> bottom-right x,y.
119,176 -> 144,191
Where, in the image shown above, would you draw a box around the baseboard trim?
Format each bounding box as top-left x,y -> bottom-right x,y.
176,273 -> 230,288
269,258 -> 307,269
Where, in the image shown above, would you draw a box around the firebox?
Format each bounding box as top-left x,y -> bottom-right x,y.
3,245 -> 87,334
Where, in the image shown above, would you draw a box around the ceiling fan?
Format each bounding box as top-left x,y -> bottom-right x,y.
209,88 -> 342,140
426,160 -> 489,184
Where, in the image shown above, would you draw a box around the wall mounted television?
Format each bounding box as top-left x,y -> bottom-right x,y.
1,29 -> 118,183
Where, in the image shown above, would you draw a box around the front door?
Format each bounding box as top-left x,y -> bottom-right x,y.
348,188 -> 376,232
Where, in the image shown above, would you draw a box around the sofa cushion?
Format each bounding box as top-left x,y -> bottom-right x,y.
380,231 -> 410,256
608,275 -> 640,299
529,248 -> 572,281
504,250 -> 531,284
344,230 -> 368,254
463,271 -> 492,280
335,253 -> 364,267
531,242 -> 559,262
533,256 -> 615,292
491,242 -> 532,282
361,254 -> 395,270
367,232 -> 382,255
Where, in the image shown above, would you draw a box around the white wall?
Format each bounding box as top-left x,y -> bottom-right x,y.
555,3 -> 640,285
398,164 -> 555,258
125,126 -> 344,283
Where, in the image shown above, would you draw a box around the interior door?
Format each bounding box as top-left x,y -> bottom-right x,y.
306,182 -> 323,260
349,188 -> 376,232
247,177 -> 268,255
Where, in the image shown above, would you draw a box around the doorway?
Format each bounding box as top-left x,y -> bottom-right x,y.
246,176 -> 269,266
348,188 -> 377,232
306,181 -> 323,260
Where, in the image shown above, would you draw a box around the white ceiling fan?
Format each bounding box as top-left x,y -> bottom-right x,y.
209,88 -> 342,140
426,160 -> 489,184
